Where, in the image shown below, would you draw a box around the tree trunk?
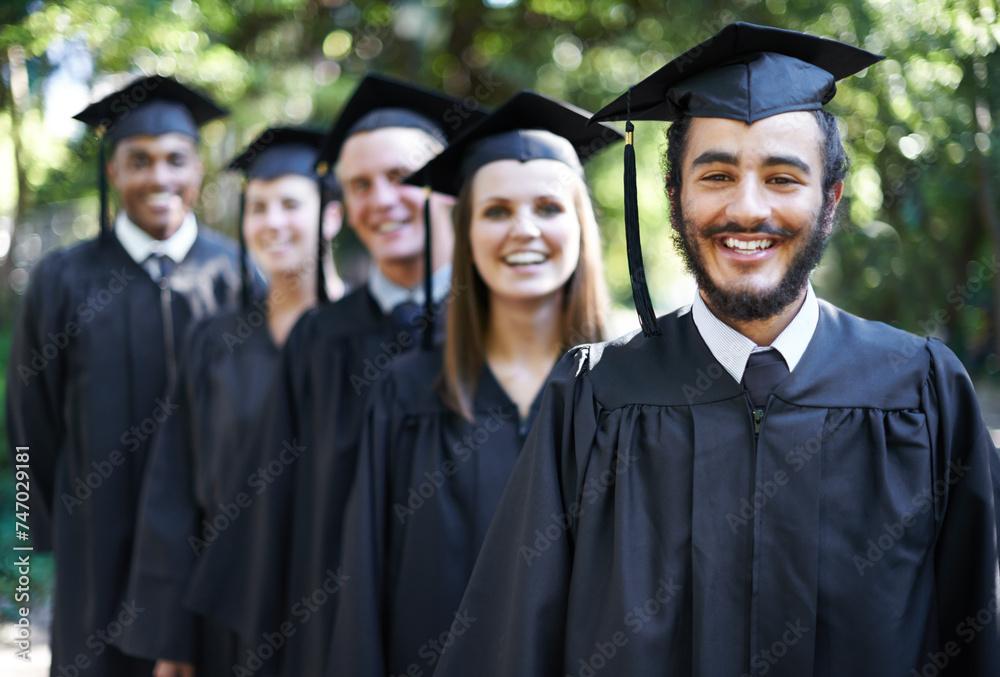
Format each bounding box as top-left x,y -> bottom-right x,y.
0,44 -> 30,316
976,153 -> 1000,364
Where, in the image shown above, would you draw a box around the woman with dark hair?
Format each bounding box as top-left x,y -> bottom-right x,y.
328,91 -> 622,677
121,127 -> 343,677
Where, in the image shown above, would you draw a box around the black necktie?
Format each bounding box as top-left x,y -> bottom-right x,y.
391,300 -> 424,345
741,348 -> 789,409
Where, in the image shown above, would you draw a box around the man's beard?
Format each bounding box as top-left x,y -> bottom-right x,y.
670,194 -> 836,323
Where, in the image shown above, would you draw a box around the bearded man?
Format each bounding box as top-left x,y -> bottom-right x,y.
431,23 -> 1000,677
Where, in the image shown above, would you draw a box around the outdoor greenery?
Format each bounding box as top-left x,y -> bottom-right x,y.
0,0 -> 999,610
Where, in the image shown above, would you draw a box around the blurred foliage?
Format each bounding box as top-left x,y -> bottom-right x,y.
0,0 -> 997,370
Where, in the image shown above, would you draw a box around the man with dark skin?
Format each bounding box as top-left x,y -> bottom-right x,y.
6,75 -> 246,677
432,24 -> 1000,677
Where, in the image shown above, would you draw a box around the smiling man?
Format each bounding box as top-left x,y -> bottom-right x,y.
6,76 -> 247,677
432,24 -> 1000,677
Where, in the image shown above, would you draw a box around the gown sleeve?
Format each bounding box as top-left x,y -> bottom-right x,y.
925,338 -> 1000,675
120,323 -> 207,663
326,366 -> 398,676
5,253 -> 70,551
181,316 -> 302,649
432,347 -> 598,677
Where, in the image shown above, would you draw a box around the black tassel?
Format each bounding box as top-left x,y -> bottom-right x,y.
622,90 -> 660,337
98,128 -> 111,246
316,169 -> 330,305
238,185 -> 251,310
422,183 -> 434,351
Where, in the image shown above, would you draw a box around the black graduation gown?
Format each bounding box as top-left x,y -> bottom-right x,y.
119,310 -> 278,669
327,347 -> 540,677
184,286 -> 444,677
5,230 -> 243,676
432,301 -> 1000,677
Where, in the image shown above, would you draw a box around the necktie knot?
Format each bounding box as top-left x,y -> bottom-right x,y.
145,254 -> 175,283
391,300 -> 424,342
742,348 -> 789,409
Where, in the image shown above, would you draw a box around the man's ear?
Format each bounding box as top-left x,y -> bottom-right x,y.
322,201 -> 343,241
831,180 -> 844,206
821,181 -> 845,236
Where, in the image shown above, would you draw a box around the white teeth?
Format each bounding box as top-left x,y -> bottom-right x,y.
376,221 -> 407,233
724,237 -> 774,252
146,192 -> 174,208
504,252 -> 547,265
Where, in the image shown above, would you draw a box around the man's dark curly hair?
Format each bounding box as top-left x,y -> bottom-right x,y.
663,110 -> 850,198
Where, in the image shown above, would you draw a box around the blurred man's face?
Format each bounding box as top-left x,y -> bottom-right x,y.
107,133 -> 204,240
336,127 -> 443,275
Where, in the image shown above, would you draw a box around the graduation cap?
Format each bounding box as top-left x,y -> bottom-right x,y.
73,75 -> 228,245
590,22 -> 884,337
227,126 -> 331,308
409,90 -> 624,198
317,73 -> 488,345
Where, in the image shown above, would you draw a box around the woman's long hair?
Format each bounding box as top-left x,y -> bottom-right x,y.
442,167 -> 608,421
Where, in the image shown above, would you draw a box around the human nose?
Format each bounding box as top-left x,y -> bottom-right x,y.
725,177 -> 771,229
371,175 -> 398,209
509,206 -> 542,238
263,202 -> 286,230
150,159 -> 172,187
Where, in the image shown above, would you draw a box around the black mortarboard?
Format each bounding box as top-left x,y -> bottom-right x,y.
228,126 -> 324,180
227,126 -> 329,308
74,75 -> 227,145
408,90 -> 624,197
317,73 -> 486,166
73,75 -> 227,245
590,22 -> 884,337
317,73 -> 488,344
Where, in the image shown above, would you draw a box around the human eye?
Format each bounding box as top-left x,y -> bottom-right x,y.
536,199 -> 566,217
351,178 -> 371,194
482,204 -> 510,220
386,168 -> 412,185
700,172 -> 732,182
168,153 -> 189,167
249,201 -> 266,214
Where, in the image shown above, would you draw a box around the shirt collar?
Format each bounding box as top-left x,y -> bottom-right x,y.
367,263 -> 453,315
691,282 -> 819,383
114,212 -> 198,266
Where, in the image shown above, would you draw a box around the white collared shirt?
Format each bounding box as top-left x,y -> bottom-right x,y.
690,283 -> 819,383
114,212 -> 198,276
367,263 -> 453,315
